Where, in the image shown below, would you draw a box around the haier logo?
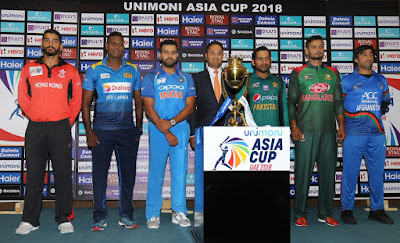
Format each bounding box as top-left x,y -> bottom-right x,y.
255,15 -> 277,26
157,26 -> 179,36
0,59 -> 24,70
106,13 -> 129,24
354,16 -> 376,26
1,22 -> 24,33
181,14 -> 204,25
26,47 -> 42,58
131,38 -> 154,48
62,36 -> 77,47
78,174 -> 92,185
80,61 -> 96,72
0,173 -> 21,183
330,16 -> 352,26
380,63 -> 400,73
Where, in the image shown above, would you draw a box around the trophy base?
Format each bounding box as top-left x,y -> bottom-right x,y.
225,111 -> 247,126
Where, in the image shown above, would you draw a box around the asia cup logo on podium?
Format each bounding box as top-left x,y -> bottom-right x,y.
213,136 -> 249,170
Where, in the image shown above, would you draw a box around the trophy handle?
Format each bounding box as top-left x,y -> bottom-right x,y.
221,71 -> 229,100
242,72 -> 250,98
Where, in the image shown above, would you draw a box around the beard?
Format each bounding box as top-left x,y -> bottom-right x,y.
309,53 -> 323,60
254,64 -> 269,73
161,58 -> 178,68
42,46 -> 61,57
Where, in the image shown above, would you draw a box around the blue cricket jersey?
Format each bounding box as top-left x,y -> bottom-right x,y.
82,58 -> 142,130
141,66 -> 196,120
342,68 -> 390,135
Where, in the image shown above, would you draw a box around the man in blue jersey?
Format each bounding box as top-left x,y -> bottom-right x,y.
142,40 -> 196,229
341,45 -> 393,225
82,31 -> 143,231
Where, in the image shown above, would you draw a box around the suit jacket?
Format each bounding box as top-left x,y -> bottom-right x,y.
189,69 -> 228,135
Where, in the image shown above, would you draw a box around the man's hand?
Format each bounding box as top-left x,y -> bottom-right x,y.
291,126 -> 303,142
86,130 -> 100,147
189,136 -> 195,150
337,126 -> 346,143
158,119 -> 172,134
165,132 -> 178,147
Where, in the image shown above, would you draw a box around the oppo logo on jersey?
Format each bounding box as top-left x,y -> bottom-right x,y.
158,85 -> 184,90
103,82 -> 132,93
309,83 -> 330,93
361,91 -> 378,100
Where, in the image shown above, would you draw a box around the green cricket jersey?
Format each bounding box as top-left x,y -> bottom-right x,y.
287,62 -> 344,133
243,73 -> 289,126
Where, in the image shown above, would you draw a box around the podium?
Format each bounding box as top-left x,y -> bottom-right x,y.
202,126 -> 290,242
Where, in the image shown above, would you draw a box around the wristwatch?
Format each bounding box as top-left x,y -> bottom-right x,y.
170,119 -> 177,126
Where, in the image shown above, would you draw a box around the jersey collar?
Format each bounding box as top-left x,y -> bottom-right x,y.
36,56 -> 67,67
306,61 -> 325,69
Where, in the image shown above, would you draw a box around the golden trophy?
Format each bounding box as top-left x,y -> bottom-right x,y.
221,57 -> 250,126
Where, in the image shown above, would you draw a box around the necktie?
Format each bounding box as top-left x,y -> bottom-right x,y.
214,70 -> 220,102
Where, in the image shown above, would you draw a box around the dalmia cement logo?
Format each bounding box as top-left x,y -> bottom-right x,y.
213,136 -> 249,170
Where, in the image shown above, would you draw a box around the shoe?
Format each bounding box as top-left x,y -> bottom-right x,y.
194,212 -> 204,227
118,216 -> 139,229
147,216 -> 160,229
172,212 -> 191,227
58,222 -> 74,234
295,217 -> 307,227
91,219 -> 107,231
341,210 -> 357,224
368,209 -> 394,224
318,217 -> 339,226
15,222 -> 39,235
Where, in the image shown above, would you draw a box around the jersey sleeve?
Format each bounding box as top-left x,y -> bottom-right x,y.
186,74 -> 196,97
69,67 -> 83,125
287,69 -> 300,122
133,65 -> 142,91
82,66 -> 96,91
334,70 -> 344,115
279,78 -> 290,126
141,72 -> 155,98
17,65 -> 32,118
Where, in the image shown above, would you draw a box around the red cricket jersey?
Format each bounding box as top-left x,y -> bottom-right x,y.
18,58 -> 82,125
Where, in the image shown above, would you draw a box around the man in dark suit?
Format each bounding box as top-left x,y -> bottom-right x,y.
189,41 -> 226,226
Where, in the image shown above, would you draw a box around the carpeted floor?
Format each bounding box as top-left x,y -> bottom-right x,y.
0,205 -> 399,242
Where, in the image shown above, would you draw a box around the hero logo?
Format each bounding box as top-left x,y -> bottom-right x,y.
361,92 -> 378,99
159,85 -> 184,90
131,26 -> 154,36
157,14 -> 179,24
103,82 -> 132,93
309,83 -> 330,93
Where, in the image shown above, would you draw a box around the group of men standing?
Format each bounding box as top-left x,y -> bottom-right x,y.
14,28 -> 393,236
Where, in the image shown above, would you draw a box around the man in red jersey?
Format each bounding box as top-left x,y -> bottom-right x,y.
16,29 -> 82,235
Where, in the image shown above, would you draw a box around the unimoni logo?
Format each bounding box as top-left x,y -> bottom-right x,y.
103,82 -> 132,93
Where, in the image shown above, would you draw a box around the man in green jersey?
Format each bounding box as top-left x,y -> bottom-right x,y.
288,35 -> 346,227
247,46 -> 289,126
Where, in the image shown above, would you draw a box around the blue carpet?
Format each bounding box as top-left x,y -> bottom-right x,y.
1,207 -> 195,243
291,205 -> 400,243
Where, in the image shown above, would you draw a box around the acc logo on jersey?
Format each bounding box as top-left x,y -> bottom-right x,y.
253,94 -> 261,103
309,83 -> 330,93
29,66 -> 43,76
361,91 -> 378,99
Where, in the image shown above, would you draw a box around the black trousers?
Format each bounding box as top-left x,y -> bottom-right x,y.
22,119 -> 73,226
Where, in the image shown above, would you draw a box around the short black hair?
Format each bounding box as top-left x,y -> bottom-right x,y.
160,39 -> 178,51
252,46 -> 271,60
43,29 -> 62,41
354,45 -> 376,60
206,41 -> 223,53
107,31 -> 123,42
305,35 -> 323,48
